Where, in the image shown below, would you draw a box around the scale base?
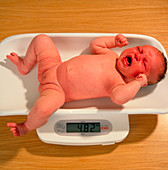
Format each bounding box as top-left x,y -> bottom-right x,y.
36,111 -> 129,146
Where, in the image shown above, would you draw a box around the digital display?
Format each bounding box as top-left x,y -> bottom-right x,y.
66,122 -> 100,133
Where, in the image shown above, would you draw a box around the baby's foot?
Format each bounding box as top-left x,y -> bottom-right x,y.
7,122 -> 30,137
6,52 -> 20,65
6,52 -> 28,75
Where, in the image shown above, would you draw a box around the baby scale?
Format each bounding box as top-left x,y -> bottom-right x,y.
0,33 -> 168,146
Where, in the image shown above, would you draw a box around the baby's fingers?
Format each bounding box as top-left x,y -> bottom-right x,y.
115,34 -> 128,47
135,74 -> 148,87
142,83 -> 148,87
120,39 -> 128,46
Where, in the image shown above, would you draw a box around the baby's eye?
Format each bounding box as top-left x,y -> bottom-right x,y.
143,59 -> 146,69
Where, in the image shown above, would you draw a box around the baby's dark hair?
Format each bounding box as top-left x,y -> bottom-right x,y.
158,53 -> 167,82
148,52 -> 167,85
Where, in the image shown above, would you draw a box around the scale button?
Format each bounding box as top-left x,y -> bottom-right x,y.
56,123 -> 63,128
56,129 -> 61,133
56,129 -> 64,133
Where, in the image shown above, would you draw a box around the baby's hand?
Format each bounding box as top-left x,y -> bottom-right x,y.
115,34 -> 128,47
135,73 -> 148,87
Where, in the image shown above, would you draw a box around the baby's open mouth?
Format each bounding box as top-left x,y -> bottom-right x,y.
125,56 -> 132,66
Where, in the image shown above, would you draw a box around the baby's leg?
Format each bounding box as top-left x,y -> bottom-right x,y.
7,89 -> 65,136
6,34 -> 61,75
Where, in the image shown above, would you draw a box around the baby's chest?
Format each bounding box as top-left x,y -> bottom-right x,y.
102,70 -> 124,91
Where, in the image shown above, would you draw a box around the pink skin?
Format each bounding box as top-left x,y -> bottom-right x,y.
7,122 -> 29,137
6,34 -> 162,137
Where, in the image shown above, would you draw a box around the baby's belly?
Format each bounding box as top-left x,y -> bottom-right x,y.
57,63 -> 111,102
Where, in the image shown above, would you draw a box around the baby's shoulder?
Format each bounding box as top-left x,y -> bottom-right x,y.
106,50 -> 119,58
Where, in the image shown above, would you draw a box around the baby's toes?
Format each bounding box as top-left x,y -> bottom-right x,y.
10,128 -> 19,136
7,122 -> 17,128
13,132 -> 19,137
10,52 -> 18,57
10,127 -> 16,132
10,127 -> 18,134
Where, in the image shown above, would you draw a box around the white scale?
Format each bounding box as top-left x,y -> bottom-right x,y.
0,33 -> 168,146
36,110 -> 129,146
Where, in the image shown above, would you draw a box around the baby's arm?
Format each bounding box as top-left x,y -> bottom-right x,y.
90,34 -> 128,54
7,89 -> 65,137
110,74 -> 148,105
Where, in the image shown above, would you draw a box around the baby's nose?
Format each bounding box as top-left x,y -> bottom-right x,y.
135,53 -> 143,61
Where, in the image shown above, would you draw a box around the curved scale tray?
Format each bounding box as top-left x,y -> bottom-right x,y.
0,33 -> 168,116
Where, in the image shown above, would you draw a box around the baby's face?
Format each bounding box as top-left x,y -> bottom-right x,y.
117,45 -> 164,84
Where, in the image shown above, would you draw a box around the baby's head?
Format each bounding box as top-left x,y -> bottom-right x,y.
117,45 -> 167,85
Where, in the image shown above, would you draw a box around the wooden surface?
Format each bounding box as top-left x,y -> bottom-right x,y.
0,0 -> 168,169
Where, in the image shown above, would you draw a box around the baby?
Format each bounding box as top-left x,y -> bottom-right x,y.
6,34 -> 167,137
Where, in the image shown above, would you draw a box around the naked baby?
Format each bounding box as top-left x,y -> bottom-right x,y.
6,34 -> 167,137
